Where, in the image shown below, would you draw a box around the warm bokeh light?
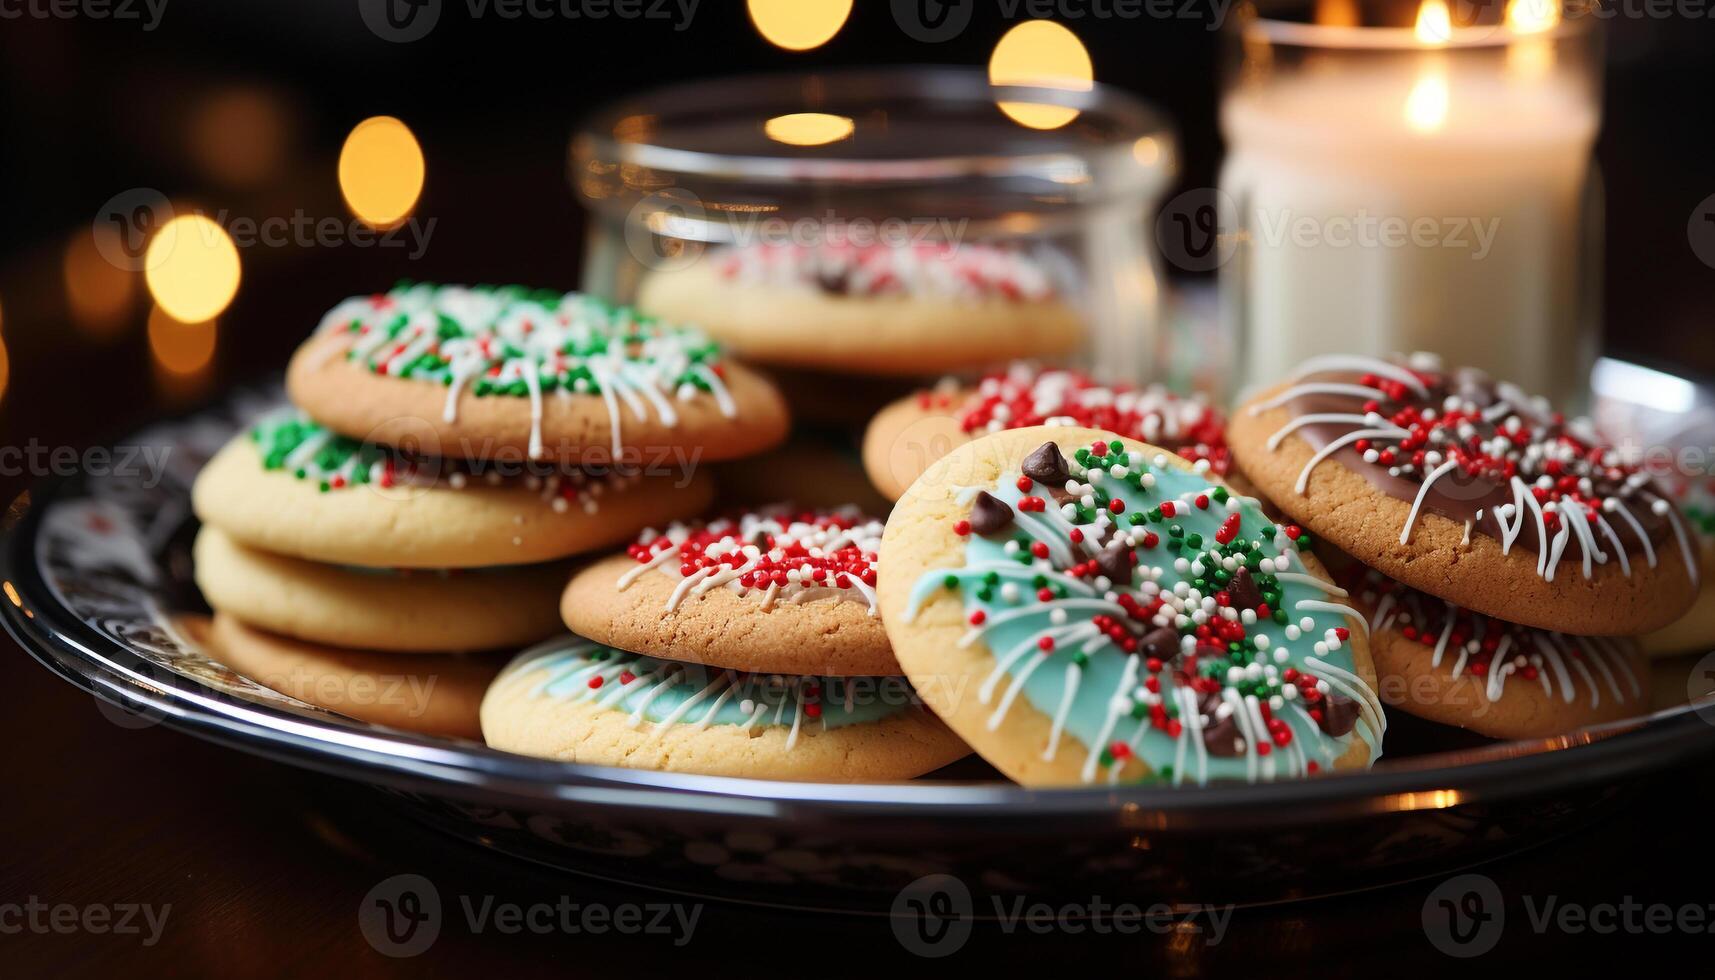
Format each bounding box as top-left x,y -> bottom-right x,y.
988,20 -> 1094,130
1505,0 -> 1559,76
763,112 -> 855,146
1414,0 -> 1452,45
64,230 -> 138,339
746,0 -> 851,51
338,116 -> 425,228
147,306 -> 217,376
189,87 -> 292,189
144,214 -> 241,323
1313,0 -> 1361,27
1132,136 -> 1163,166
1405,73 -> 1450,132
1506,0 -> 1560,33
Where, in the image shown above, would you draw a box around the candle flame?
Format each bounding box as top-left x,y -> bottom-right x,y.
1507,0 -> 1560,34
1506,0 -> 1560,76
1405,73 -> 1450,133
1414,0 -> 1452,45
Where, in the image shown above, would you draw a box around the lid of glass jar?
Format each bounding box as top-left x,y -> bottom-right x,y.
574,67 -> 1174,202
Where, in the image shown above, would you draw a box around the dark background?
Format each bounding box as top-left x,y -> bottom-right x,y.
2,1 -> 1715,973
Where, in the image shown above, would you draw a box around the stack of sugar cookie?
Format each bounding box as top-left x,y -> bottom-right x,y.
1228,354 -> 1699,739
482,506 -> 969,781
192,282 -> 788,739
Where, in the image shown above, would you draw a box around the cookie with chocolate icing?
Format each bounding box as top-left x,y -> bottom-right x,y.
862,363 -> 1237,502
480,634 -> 968,781
560,507 -> 898,676
1230,354 -> 1699,636
1345,566 -> 1647,739
193,412 -> 714,569
194,527 -> 566,653
207,613 -> 501,740
285,283 -> 789,466
877,425 -> 1383,788
636,243 -> 1084,375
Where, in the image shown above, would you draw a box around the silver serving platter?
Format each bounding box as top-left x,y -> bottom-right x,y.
6,373 -> 1714,913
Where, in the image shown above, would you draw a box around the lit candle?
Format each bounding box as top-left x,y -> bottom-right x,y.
1220,1 -> 1600,404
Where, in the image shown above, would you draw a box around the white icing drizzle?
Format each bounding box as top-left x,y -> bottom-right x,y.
314,284 -> 737,459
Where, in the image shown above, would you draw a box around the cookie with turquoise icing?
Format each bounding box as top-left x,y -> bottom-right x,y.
561,507 -> 896,676
286,283 -> 789,465
193,412 -> 713,569
877,425 -> 1383,787
480,635 -> 968,781
193,527 -> 566,653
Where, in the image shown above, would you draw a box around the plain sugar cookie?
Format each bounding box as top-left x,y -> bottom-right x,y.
209,613 -> 500,740
193,527 -> 566,653
285,283 -> 789,465
561,507 -> 897,676
877,425 -> 1383,788
192,413 -> 714,568
1229,353 -> 1699,635
480,635 -> 967,781
863,363 -> 1233,501
636,243 -> 1085,375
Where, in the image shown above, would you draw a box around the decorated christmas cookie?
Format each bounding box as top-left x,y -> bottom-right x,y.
286,283 -> 789,464
1642,482 -> 1715,656
192,413 -> 714,569
561,507 -> 896,676
480,635 -> 968,781
877,426 -> 1382,787
1345,567 -> 1645,739
864,363 -> 1233,502
1230,354 -> 1699,636
636,242 -> 1085,375
193,527 -> 565,653
208,613 -> 500,740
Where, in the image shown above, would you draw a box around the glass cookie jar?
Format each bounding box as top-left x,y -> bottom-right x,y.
572,68 -> 1178,386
